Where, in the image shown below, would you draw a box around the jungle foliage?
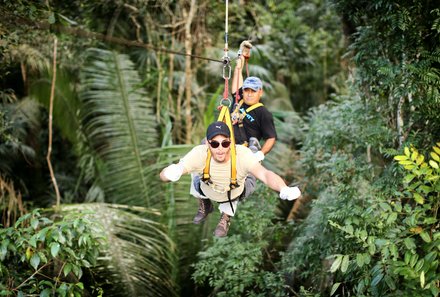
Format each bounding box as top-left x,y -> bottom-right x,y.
0,0 -> 439,296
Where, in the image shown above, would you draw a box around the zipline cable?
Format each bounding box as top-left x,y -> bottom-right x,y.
19,16 -> 225,64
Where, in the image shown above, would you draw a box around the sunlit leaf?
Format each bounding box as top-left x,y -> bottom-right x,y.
330,255 -> 342,272
330,282 -> 341,296
404,147 -> 410,157
428,160 -> 439,169
341,255 -> 350,273
403,174 -> 415,183
413,193 -> 424,204
430,152 -> 439,162
411,150 -> 418,161
416,154 -> 425,165
420,271 -> 425,288
394,155 -> 407,161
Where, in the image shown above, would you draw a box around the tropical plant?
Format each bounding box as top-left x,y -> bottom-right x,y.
0,209 -> 103,296
63,203 -> 179,297
328,143 -> 439,297
78,48 -> 159,206
192,187 -> 288,297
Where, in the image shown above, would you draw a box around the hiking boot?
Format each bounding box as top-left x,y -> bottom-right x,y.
193,199 -> 214,224
248,137 -> 261,153
213,212 -> 231,237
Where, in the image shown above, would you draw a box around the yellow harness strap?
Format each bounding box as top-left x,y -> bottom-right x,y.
203,106 -> 238,188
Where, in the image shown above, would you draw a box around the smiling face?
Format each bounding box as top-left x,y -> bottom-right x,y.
243,88 -> 263,106
208,134 -> 231,163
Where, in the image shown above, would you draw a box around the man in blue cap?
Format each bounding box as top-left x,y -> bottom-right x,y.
231,41 -> 277,162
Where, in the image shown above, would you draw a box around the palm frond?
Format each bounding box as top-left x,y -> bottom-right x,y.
61,203 -> 178,297
79,48 -> 159,206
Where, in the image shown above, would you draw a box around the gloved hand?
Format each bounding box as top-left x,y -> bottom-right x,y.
240,40 -> 253,51
253,150 -> 265,162
279,186 -> 301,201
163,163 -> 184,182
238,40 -> 252,59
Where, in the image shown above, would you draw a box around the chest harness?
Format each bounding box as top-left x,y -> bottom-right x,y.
231,99 -> 264,147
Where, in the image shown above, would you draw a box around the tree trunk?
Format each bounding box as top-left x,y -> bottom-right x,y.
183,0 -> 197,144
397,95 -> 405,147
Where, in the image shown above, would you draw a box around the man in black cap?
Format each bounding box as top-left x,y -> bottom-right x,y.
160,121 -> 301,237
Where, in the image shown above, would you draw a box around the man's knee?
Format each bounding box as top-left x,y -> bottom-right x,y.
241,174 -> 257,199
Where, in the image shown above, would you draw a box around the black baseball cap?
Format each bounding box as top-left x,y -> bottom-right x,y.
206,121 -> 231,140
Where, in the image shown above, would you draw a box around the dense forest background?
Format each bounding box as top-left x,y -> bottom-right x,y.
1,0 -> 439,296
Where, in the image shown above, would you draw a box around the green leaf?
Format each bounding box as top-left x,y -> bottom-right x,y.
76,282 -> 84,290
379,202 -> 392,212
404,164 -> 416,170
420,232 -> 431,243
384,275 -> 396,290
63,263 -> 72,277
341,255 -> 349,273
404,251 -> 412,264
330,255 -> 343,272
429,160 -> 439,169
330,282 -> 341,296
386,212 -> 398,224
51,242 -> 61,258
40,288 -> 51,297
413,192 -> 424,204
394,155 -> 408,161
433,146 -> 440,155
420,271 -> 425,288
415,259 -> 425,272
399,160 -> 414,165
30,254 -> 40,270
31,218 -> 39,230
430,152 -> 439,162
363,253 -> 371,265
371,272 -> 384,286
356,253 -> 364,267
403,174 -> 416,183
416,154 -> 425,165
411,151 -> 419,161
404,147 -> 410,157
404,238 -> 416,250
394,202 -> 402,212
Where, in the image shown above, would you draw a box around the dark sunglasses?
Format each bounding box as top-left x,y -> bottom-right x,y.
208,140 -> 231,148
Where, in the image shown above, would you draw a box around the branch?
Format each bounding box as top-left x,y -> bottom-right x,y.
46,36 -> 61,208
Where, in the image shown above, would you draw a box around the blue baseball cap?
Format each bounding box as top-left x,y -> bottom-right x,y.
242,76 -> 263,91
206,121 -> 231,140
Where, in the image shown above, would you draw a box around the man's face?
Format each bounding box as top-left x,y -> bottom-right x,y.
243,88 -> 263,106
207,134 -> 231,163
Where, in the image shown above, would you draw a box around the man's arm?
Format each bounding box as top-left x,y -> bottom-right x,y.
231,55 -> 244,94
249,162 -> 301,200
249,162 -> 287,192
160,163 -> 188,182
261,137 -> 276,155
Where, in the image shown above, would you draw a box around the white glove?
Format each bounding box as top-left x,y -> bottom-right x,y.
163,163 -> 184,182
254,151 -> 265,162
279,186 -> 301,201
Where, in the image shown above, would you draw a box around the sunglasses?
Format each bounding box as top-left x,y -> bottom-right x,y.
208,140 -> 231,148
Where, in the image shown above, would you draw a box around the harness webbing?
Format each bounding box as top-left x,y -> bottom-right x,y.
203,106 -> 237,188
202,106 -> 238,214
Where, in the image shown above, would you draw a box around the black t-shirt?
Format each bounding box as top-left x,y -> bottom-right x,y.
231,89 -> 277,145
